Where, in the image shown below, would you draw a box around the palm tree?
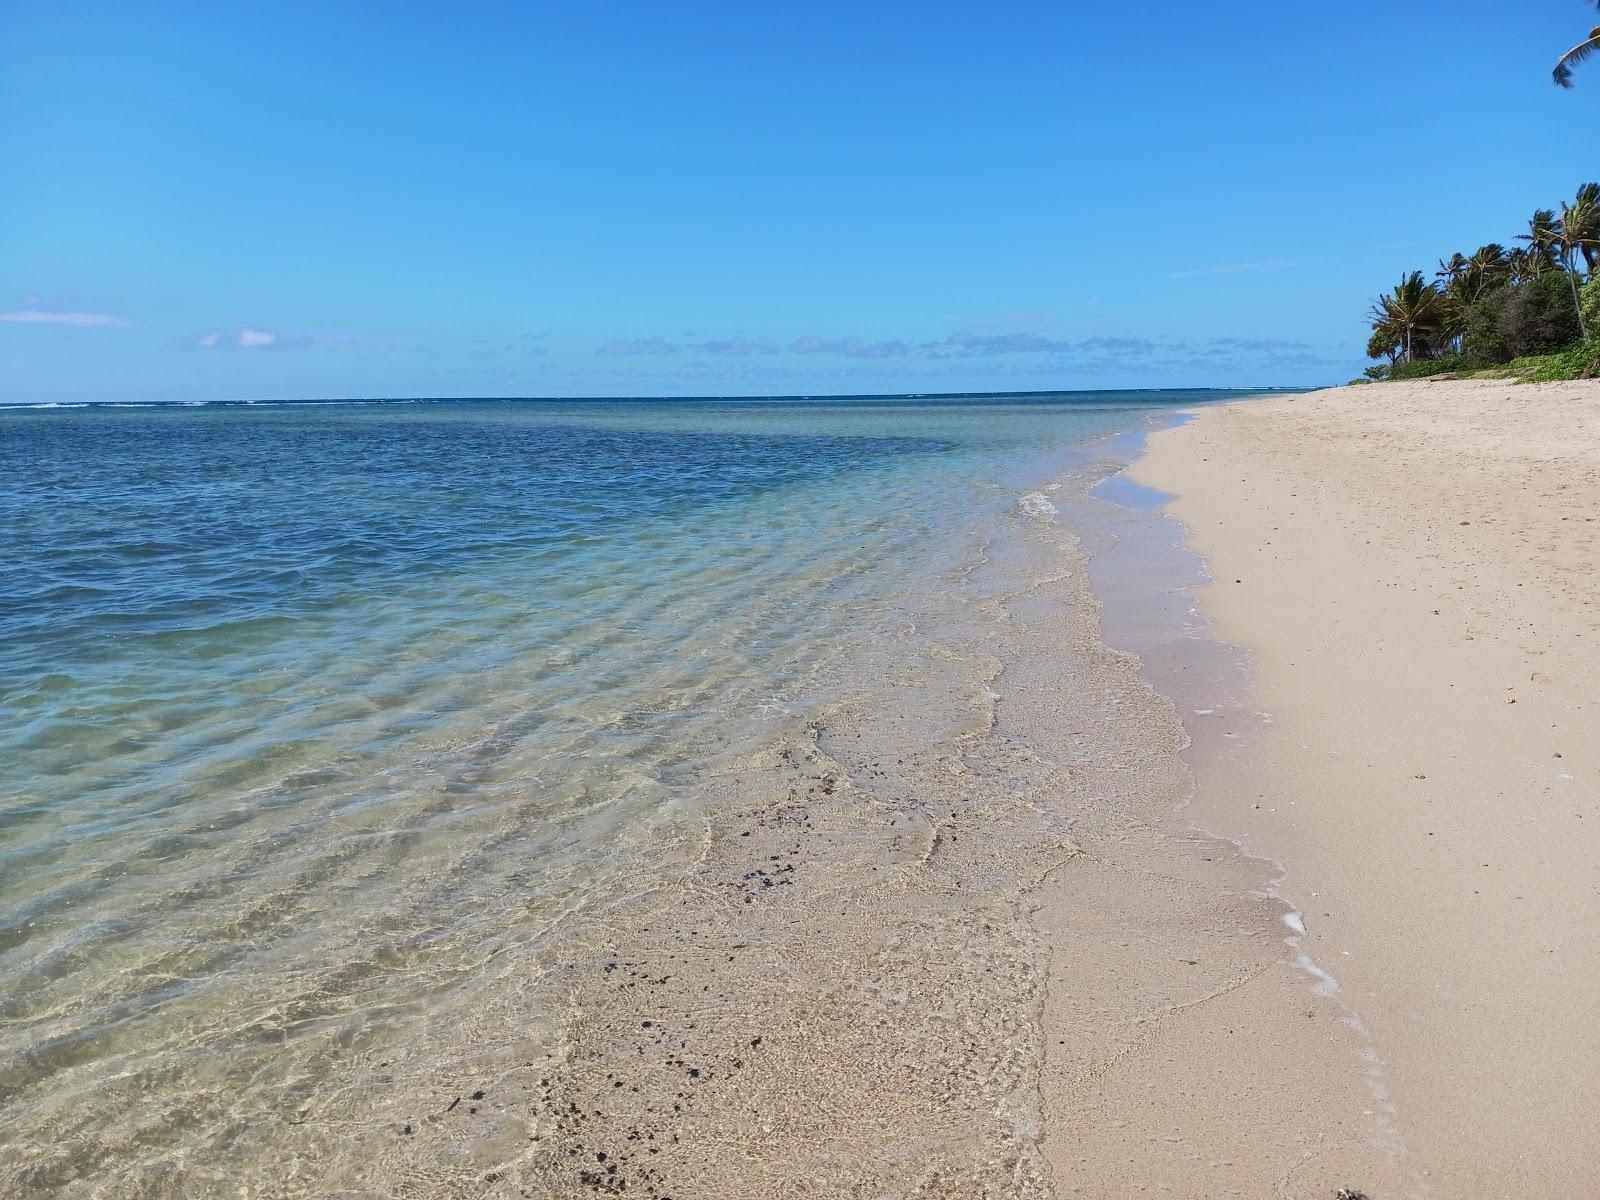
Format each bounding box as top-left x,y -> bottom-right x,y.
1459,244 -> 1509,305
1553,5 -> 1600,87
1468,243 -> 1508,277
1576,183 -> 1600,274
1517,210 -> 1560,277
1506,248 -> 1541,286
1539,187 -> 1600,339
1434,294 -> 1470,356
1369,271 -> 1445,364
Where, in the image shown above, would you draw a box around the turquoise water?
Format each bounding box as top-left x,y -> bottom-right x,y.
0,391 -> 1249,1194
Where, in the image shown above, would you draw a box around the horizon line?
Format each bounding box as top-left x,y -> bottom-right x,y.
0,385 -> 1314,410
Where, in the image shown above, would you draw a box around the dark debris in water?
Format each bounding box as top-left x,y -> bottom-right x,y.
514,724 -> 1013,1196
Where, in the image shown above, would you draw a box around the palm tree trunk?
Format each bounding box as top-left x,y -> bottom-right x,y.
1567,256 -> 1589,341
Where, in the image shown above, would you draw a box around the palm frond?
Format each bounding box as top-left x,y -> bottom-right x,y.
1553,27 -> 1600,88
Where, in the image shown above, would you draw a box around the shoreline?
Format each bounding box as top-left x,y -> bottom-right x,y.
1035,415 -> 1406,1198
500,415 -> 1241,1199
1126,379 -> 1600,1196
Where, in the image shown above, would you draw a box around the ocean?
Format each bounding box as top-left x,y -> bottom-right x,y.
0,391 -> 1266,1197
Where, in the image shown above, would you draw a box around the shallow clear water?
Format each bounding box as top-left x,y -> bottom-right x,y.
0,391 -> 1256,1194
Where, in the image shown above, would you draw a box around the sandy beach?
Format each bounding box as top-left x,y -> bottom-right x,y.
1124,380 -> 1600,1196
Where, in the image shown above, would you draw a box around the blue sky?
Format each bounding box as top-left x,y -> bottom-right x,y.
3,1 -> 1596,402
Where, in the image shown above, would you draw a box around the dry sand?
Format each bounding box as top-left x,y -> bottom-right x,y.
1126,379 -> 1600,1197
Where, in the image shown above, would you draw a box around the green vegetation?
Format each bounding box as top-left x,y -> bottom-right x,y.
1364,182 -> 1600,383
1511,341 -> 1600,382
1385,355 -> 1467,381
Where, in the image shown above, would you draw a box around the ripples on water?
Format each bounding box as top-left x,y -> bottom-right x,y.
0,392 -> 1238,1194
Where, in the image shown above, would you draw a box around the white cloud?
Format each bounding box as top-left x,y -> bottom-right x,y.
0,309 -> 132,327
190,325 -> 401,351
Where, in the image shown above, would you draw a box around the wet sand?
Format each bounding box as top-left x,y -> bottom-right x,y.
1128,380 -> 1600,1197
